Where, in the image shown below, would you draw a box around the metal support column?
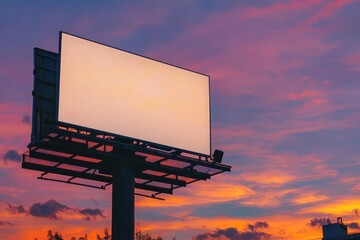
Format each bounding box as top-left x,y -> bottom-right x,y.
111,152 -> 135,240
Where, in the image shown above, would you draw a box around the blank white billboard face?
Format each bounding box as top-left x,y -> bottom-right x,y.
58,32 -> 210,155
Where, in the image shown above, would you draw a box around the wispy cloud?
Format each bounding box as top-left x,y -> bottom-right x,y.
345,52 -> 360,72
6,203 -> 26,215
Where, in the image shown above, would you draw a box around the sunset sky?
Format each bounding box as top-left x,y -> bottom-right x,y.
1,1 -> 360,240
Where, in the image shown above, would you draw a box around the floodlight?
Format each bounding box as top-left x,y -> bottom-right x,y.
213,149 -> 224,163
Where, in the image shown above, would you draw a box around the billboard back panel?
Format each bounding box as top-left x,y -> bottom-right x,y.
59,32 -> 210,155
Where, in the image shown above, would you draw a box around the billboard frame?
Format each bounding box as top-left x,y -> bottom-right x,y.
25,38 -> 232,239
28,48 -> 230,197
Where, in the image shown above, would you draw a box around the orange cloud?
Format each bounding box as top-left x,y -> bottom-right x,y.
300,197 -> 360,216
292,193 -> 328,205
136,180 -> 254,208
137,215 -> 324,240
241,170 -> 295,185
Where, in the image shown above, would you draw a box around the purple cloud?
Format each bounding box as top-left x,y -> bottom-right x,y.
0,221 -> 13,226
6,203 -> 26,215
193,222 -> 271,240
79,208 -> 104,221
22,115 -> 30,124
348,222 -> 360,230
7,199 -> 105,221
309,218 -> 328,227
28,199 -> 70,220
247,221 -> 269,232
3,150 -> 22,163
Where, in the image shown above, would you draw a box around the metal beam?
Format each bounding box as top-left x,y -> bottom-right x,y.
22,160 -> 174,194
139,161 -> 210,180
135,183 -> 172,194
136,172 -> 186,187
29,150 -> 98,169
30,150 -> 186,187
22,161 -> 111,183
31,140 -> 211,180
48,127 -> 232,172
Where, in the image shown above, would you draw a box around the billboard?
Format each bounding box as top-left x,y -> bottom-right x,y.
58,32 -> 210,155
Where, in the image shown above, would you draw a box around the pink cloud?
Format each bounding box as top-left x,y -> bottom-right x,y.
146,2 -> 337,105
345,52 -> 360,72
241,0 -> 322,20
0,103 -> 31,141
288,90 -> 324,101
306,0 -> 356,24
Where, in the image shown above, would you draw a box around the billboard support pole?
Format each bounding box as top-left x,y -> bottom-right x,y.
112,150 -> 135,240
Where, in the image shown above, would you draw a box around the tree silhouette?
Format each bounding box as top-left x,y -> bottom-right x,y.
96,228 -> 111,240
47,230 -> 64,240
135,229 -> 176,240
46,229 -> 88,240
135,230 -> 161,240
37,228 -> 176,240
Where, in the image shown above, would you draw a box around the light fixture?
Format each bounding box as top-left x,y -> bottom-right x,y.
213,149 -> 224,163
